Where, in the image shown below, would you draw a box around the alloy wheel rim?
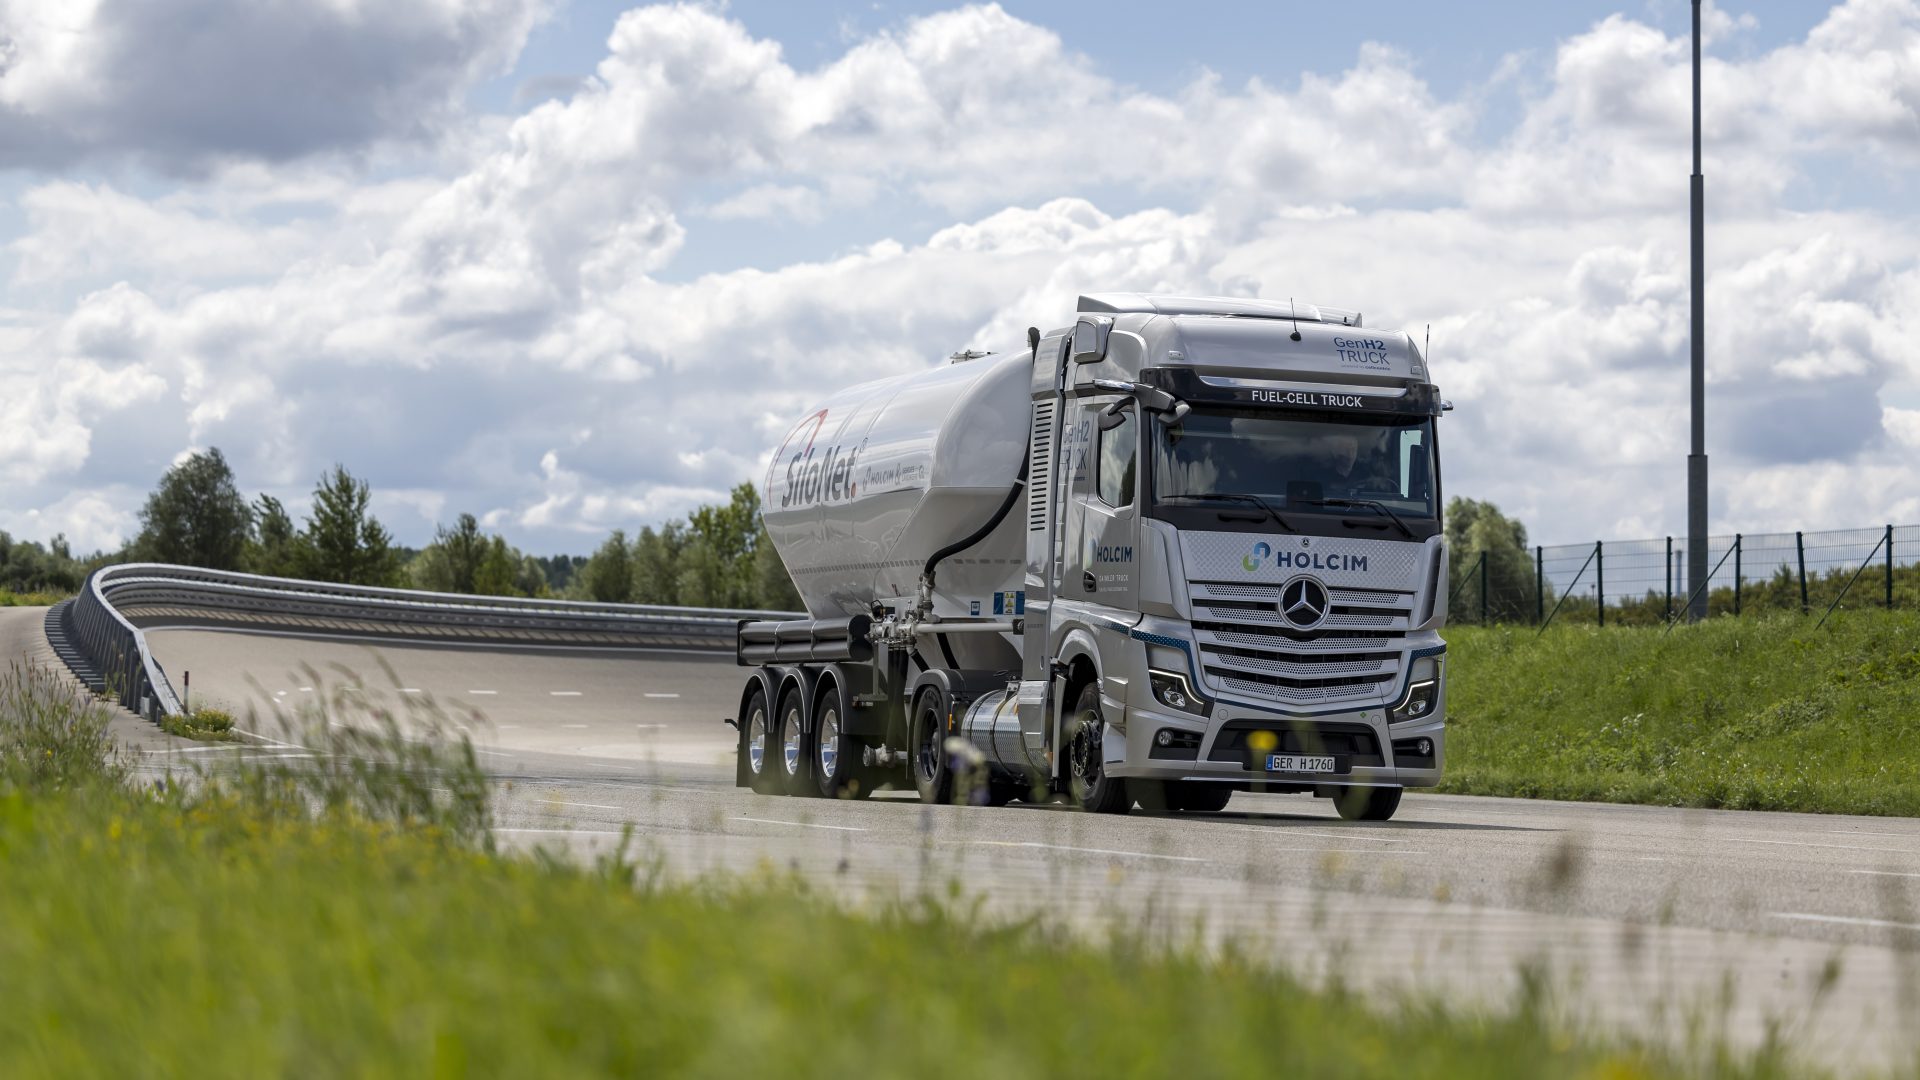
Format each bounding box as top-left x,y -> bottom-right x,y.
818,707 -> 840,779
783,707 -> 802,775
747,706 -> 767,774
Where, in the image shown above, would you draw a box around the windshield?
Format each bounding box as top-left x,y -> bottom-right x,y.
1151,408 -> 1438,535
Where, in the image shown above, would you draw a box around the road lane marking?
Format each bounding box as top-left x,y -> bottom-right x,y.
469,690 -> 498,696
498,828 -> 627,838
141,746 -> 234,754
546,801 -> 622,812
551,691 -> 583,697
1773,912 -> 1920,932
563,724 -> 589,729
1728,837 -> 1920,854
1850,870 -> 1920,879
635,723 -> 668,730
400,688 -> 423,694
1240,828 -> 1410,844
644,693 -> 680,699
945,840 -> 1205,863
734,816 -> 867,833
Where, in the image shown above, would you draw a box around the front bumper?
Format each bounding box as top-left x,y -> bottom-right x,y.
1105,686 -> 1446,789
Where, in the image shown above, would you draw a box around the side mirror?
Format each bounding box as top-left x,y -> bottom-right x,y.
1071,316 -> 1113,365
1098,399 -> 1134,430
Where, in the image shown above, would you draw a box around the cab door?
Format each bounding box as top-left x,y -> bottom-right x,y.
1065,396 -> 1141,613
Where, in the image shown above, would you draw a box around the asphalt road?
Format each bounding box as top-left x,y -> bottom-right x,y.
10,612 -> 1920,1070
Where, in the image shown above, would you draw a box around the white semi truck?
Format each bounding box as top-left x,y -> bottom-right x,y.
728,293 -> 1449,820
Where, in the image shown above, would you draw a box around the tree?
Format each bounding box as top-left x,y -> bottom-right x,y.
245,494 -> 303,578
630,524 -> 683,605
435,513 -> 490,593
473,536 -> 519,596
1445,498 -> 1537,623
686,482 -> 764,607
581,530 -> 633,603
295,465 -> 403,586
134,448 -> 251,569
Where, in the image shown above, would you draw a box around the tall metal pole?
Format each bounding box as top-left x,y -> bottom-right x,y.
1686,0 -> 1710,621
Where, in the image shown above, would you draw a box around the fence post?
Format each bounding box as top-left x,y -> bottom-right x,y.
1536,546 -> 1544,625
1479,552 -> 1488,625
1733,534 -> 1742,616
1665,536 -> 1674,622
1595,540 -> 1605,627
1889,524 -> 1897,610
1796,531 -> 1808,614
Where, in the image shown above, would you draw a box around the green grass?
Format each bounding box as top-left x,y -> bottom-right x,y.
159,706 -> 238,741
1441,609 -> 1920,816
0,589 -> 64,607
0,664 -> 1802,1077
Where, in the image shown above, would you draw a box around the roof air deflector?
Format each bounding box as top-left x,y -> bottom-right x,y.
1076,293 -> 1361,327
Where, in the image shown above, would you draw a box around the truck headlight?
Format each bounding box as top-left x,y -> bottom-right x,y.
1390,680 -> 1438,723
1149,669 -> 1209,716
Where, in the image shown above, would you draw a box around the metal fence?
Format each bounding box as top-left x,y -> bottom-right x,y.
1449,524 -> 1920,629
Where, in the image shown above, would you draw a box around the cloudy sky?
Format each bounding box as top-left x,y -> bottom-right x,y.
1,0 -> 1916,555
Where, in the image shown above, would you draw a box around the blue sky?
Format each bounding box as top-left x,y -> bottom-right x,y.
0,0 -> 1916,555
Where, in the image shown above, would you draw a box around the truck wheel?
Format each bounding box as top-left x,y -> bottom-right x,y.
909,687 -> 954,804
741,683 -> 780,795
1065,684 -> 1130,815
813,687 -> 870,800
1334,786 -> 1402,822
776,686 -> 812,797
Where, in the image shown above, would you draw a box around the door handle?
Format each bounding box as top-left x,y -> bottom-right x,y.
1083,571 -> 1097,593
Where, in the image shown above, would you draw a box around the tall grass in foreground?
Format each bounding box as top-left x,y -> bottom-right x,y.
1443,609 -> 1920,815
0,660 -> 1814,1078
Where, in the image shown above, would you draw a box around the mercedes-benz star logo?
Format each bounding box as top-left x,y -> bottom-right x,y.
1279,576 -> 1330,629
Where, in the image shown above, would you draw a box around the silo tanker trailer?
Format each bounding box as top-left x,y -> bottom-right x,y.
728,293 -> 1451,820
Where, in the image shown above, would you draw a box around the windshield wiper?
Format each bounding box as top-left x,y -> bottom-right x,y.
1300,497 -> 1416,540
1161,493 -> 1299,534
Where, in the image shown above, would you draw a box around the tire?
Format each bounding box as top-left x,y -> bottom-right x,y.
909,687 -> 955,805
740,683 -> 780,795
813,684 -> 871,800
775,686 -> 812,797
1065,683 -> 1130,815
1334,786 -> 1402,822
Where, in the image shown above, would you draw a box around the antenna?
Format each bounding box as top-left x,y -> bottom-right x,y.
1027,326 -> 1040,361
1425,323 -> 1430,358
1288,297 -> 1302,341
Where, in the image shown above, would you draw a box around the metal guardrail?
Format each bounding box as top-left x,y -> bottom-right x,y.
59,563 -> 800,723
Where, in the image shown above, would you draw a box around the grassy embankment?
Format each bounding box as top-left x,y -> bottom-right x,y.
0,589 -> 63,607
0,663 -> 1801,1078
1442,609 -> 1920,816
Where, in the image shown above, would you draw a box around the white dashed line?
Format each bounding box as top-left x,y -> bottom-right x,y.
469,690 -> 498,696
644,693 -> 680,699
1850,869 -> 1920,879
734,816 -> 868,833
547,801 -> 622,812
551,691 -> 583,697
946,839 -> 1205,863
1728,837 -> 1920,854
563,724 -> 589,729
400,688 -> 422,694
1773,912 -> 1920,932
635,723 -> 668,730
498,828 -> 627,838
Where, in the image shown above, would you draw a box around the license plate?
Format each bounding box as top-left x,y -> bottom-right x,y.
1267,754 -> 1337,773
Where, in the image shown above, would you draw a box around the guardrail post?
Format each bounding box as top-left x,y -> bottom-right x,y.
1796,531 -> 1808,614
1595,540 -> 1604,627
1889,524 -> 1897,609
1535,546 -> 1545,625
1665,536 -> 1674,622
1478,552 -> 1488,625
1733,534 -> 1742,616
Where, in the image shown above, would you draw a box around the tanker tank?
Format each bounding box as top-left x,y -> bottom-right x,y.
760,347 -> 1031,653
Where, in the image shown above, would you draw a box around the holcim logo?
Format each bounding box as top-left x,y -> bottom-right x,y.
774,409 -> 860,509
1243,541 -> 1369,574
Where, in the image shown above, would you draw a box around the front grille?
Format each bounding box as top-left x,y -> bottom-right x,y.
1190,580 -> 1413,707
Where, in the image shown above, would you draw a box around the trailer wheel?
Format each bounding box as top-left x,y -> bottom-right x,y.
775,685 -> 812,797
813,685 -> 871,800
1334,786 -> 1402,822
741,682 -> 779,795
908,687 -> 955,805
1065,684 -> 1130,815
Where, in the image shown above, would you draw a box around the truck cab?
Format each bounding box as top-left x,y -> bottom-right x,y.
1022,294 -> 1448,819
